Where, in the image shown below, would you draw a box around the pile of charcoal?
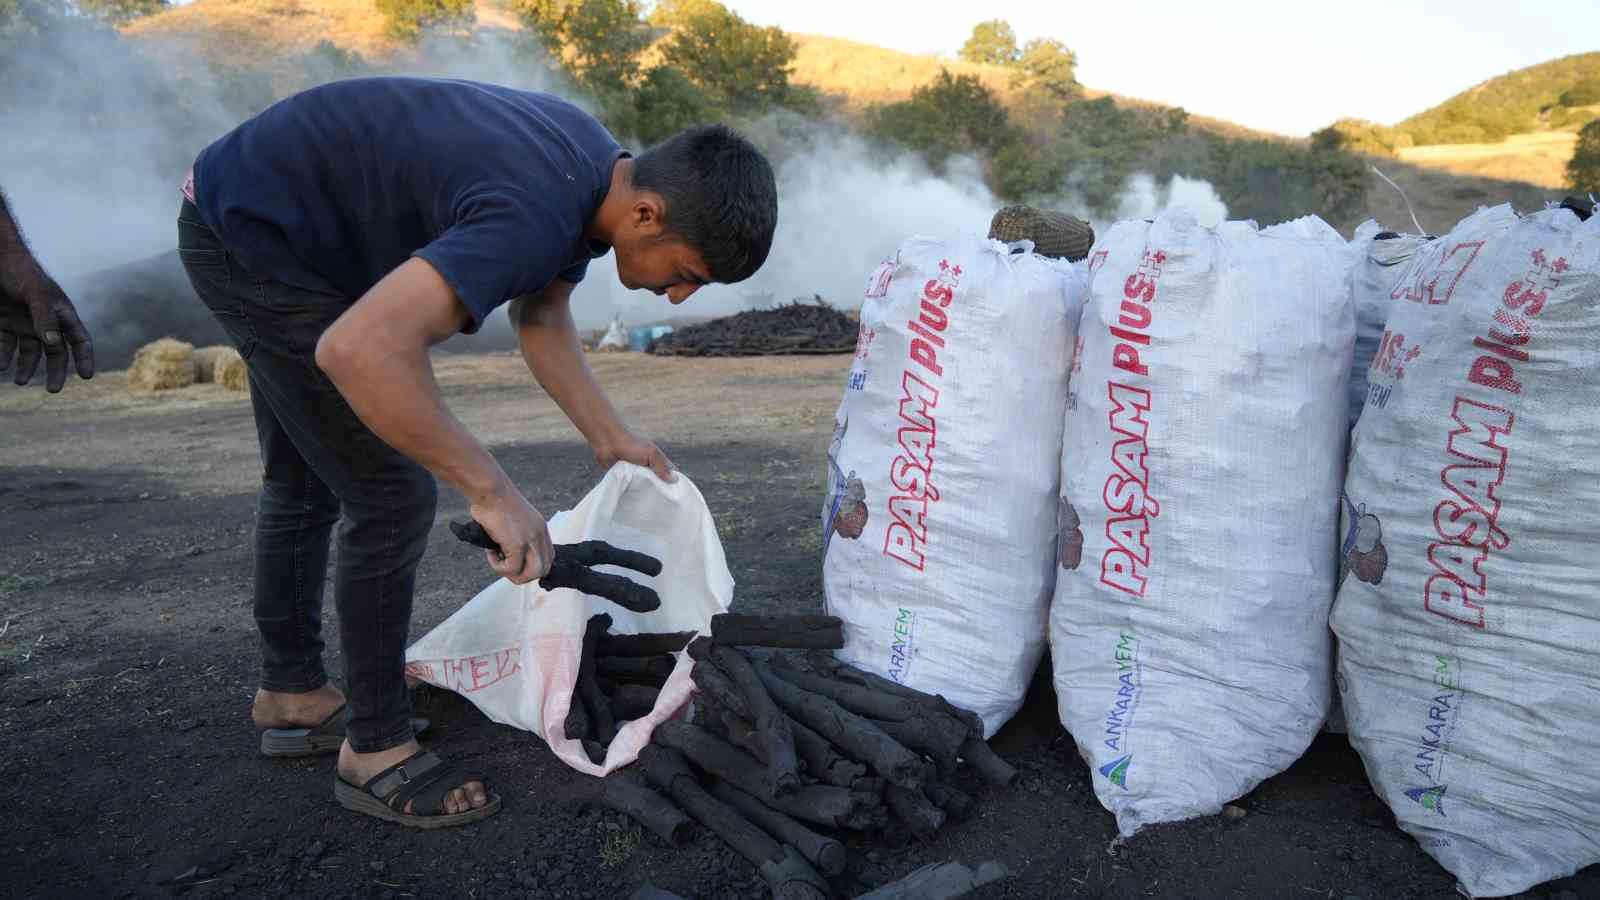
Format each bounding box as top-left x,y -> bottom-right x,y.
565,615 -> 692,763
598,614 -> 1016,900
645,299 -> 858,357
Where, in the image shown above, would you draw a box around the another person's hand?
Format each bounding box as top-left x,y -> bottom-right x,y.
468,488 -> 554,585
595,430 -> 676,483
0,271 -> 95,392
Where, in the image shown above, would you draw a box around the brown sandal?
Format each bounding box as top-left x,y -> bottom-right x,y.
334,750 -> 501,829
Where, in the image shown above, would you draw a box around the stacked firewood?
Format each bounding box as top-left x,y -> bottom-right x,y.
599,614 -> 1016,899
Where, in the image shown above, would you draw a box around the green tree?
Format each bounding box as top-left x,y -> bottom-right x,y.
1559,78 -> 1600,108
992,137 -> 1067,202
623,66 -> 715,145
959,19 -> 1018,66
866,70 -> 1013,171
653,0 -> 796,114
75,0 -> 166,25
377,0 -> 472,41
516,0 -> 649,94
1569,120 -> 1600,193
1010,37 -> 1079,100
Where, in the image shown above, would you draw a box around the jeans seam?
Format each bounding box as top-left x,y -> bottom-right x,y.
292,465 -> 313,684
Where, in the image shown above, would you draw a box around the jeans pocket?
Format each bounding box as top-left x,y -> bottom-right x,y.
186,266 -> 260,360
178,247 -> 230,291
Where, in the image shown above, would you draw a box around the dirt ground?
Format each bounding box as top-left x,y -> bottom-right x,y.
1,353 -> 1595,900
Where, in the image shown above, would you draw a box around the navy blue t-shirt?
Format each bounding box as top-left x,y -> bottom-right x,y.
191,76 -> 627,333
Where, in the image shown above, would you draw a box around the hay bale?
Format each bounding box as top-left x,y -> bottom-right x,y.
192,345 -> 239,383
127,338 -> 196,392
216,353 -> 249,393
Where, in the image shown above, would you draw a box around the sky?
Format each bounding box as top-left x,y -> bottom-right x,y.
724,0 -> 1600,137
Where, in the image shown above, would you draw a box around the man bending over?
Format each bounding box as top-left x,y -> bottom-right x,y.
178,76 -> 777,828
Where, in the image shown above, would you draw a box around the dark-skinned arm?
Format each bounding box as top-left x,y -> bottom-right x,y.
315,257 -> 553,583
510,280 -> 675,482
0,188 -> 95,391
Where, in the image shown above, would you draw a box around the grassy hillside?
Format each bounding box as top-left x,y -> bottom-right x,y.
1396,52 -> 1600,145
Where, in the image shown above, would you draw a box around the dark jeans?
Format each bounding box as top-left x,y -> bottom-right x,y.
177,199 -> 434,753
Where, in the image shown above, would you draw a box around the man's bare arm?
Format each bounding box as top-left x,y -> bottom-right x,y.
510,281 -> 674,481
315,257 -> 552,583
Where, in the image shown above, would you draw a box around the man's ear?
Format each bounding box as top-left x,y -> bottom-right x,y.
632,192 -> 667,237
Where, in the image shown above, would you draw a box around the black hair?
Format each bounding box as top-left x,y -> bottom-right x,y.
631,124 -> 777,284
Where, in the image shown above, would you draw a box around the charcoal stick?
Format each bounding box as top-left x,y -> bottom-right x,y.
711,614 -> 843,649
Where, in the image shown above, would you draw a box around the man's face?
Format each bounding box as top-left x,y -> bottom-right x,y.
613,235 -> 712,306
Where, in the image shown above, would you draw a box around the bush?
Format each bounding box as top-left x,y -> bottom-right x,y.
865,71 -> 1013,172
654,0 -> 797,114
1559,78 -> 1600,108
959,19 -> 1018,66
1311,118 -> 1398,156
377,0 -> 472,41
74,0 -> 165,24
623,66 -> 715,145
515,0 -> 648,92
1010,37 -> 1080,101
1569,120 -> 1600,193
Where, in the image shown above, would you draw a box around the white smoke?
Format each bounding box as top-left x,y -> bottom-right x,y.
581,129 -> 1002,331
1112,173 -> 1230,228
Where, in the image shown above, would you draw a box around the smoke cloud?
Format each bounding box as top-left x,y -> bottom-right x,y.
0,19 -> 1228,367
1112,173 -> 1230,228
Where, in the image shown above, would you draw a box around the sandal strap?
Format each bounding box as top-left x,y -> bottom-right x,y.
364,751 -> 446,807
363,751 -> 486,815
400,767 -> 490,817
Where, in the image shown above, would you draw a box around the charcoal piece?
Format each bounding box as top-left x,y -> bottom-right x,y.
638,746 -> 831,899
447,525 -> 663,612
583,740 -> 608,765
709,644 -> 799,798
597,655 -> 677,685
695,693 -> 768,764
609,683 -> 661,721
602,769 -> 691,847
564,693 -> 591,741
598,631 -> 696,657
710,614 -> 844,649
690,659 -> 752,720
962,736 -> 1018,788
850,776 -> 886,797
854,860 -> 1011,900
790,716 -> 866,787
755,660 -> 928,791
686,636 -> 714,661
708,782 -> 848,877
580,615 -> 618,744
886,784 -> 946,838
718,708 -> 770,765
870,716 -> 965,777
924,783 -> 975,820
806,653 -> 985,736
651,722 -> 879,831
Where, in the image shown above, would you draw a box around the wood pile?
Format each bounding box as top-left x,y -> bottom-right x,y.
646,299 -> 857,357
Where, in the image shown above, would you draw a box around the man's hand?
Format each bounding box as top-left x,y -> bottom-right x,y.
0,282 -> 96,391
468,488 -> 555,585
0,191 -> 95,392
595,430 -> 676,483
